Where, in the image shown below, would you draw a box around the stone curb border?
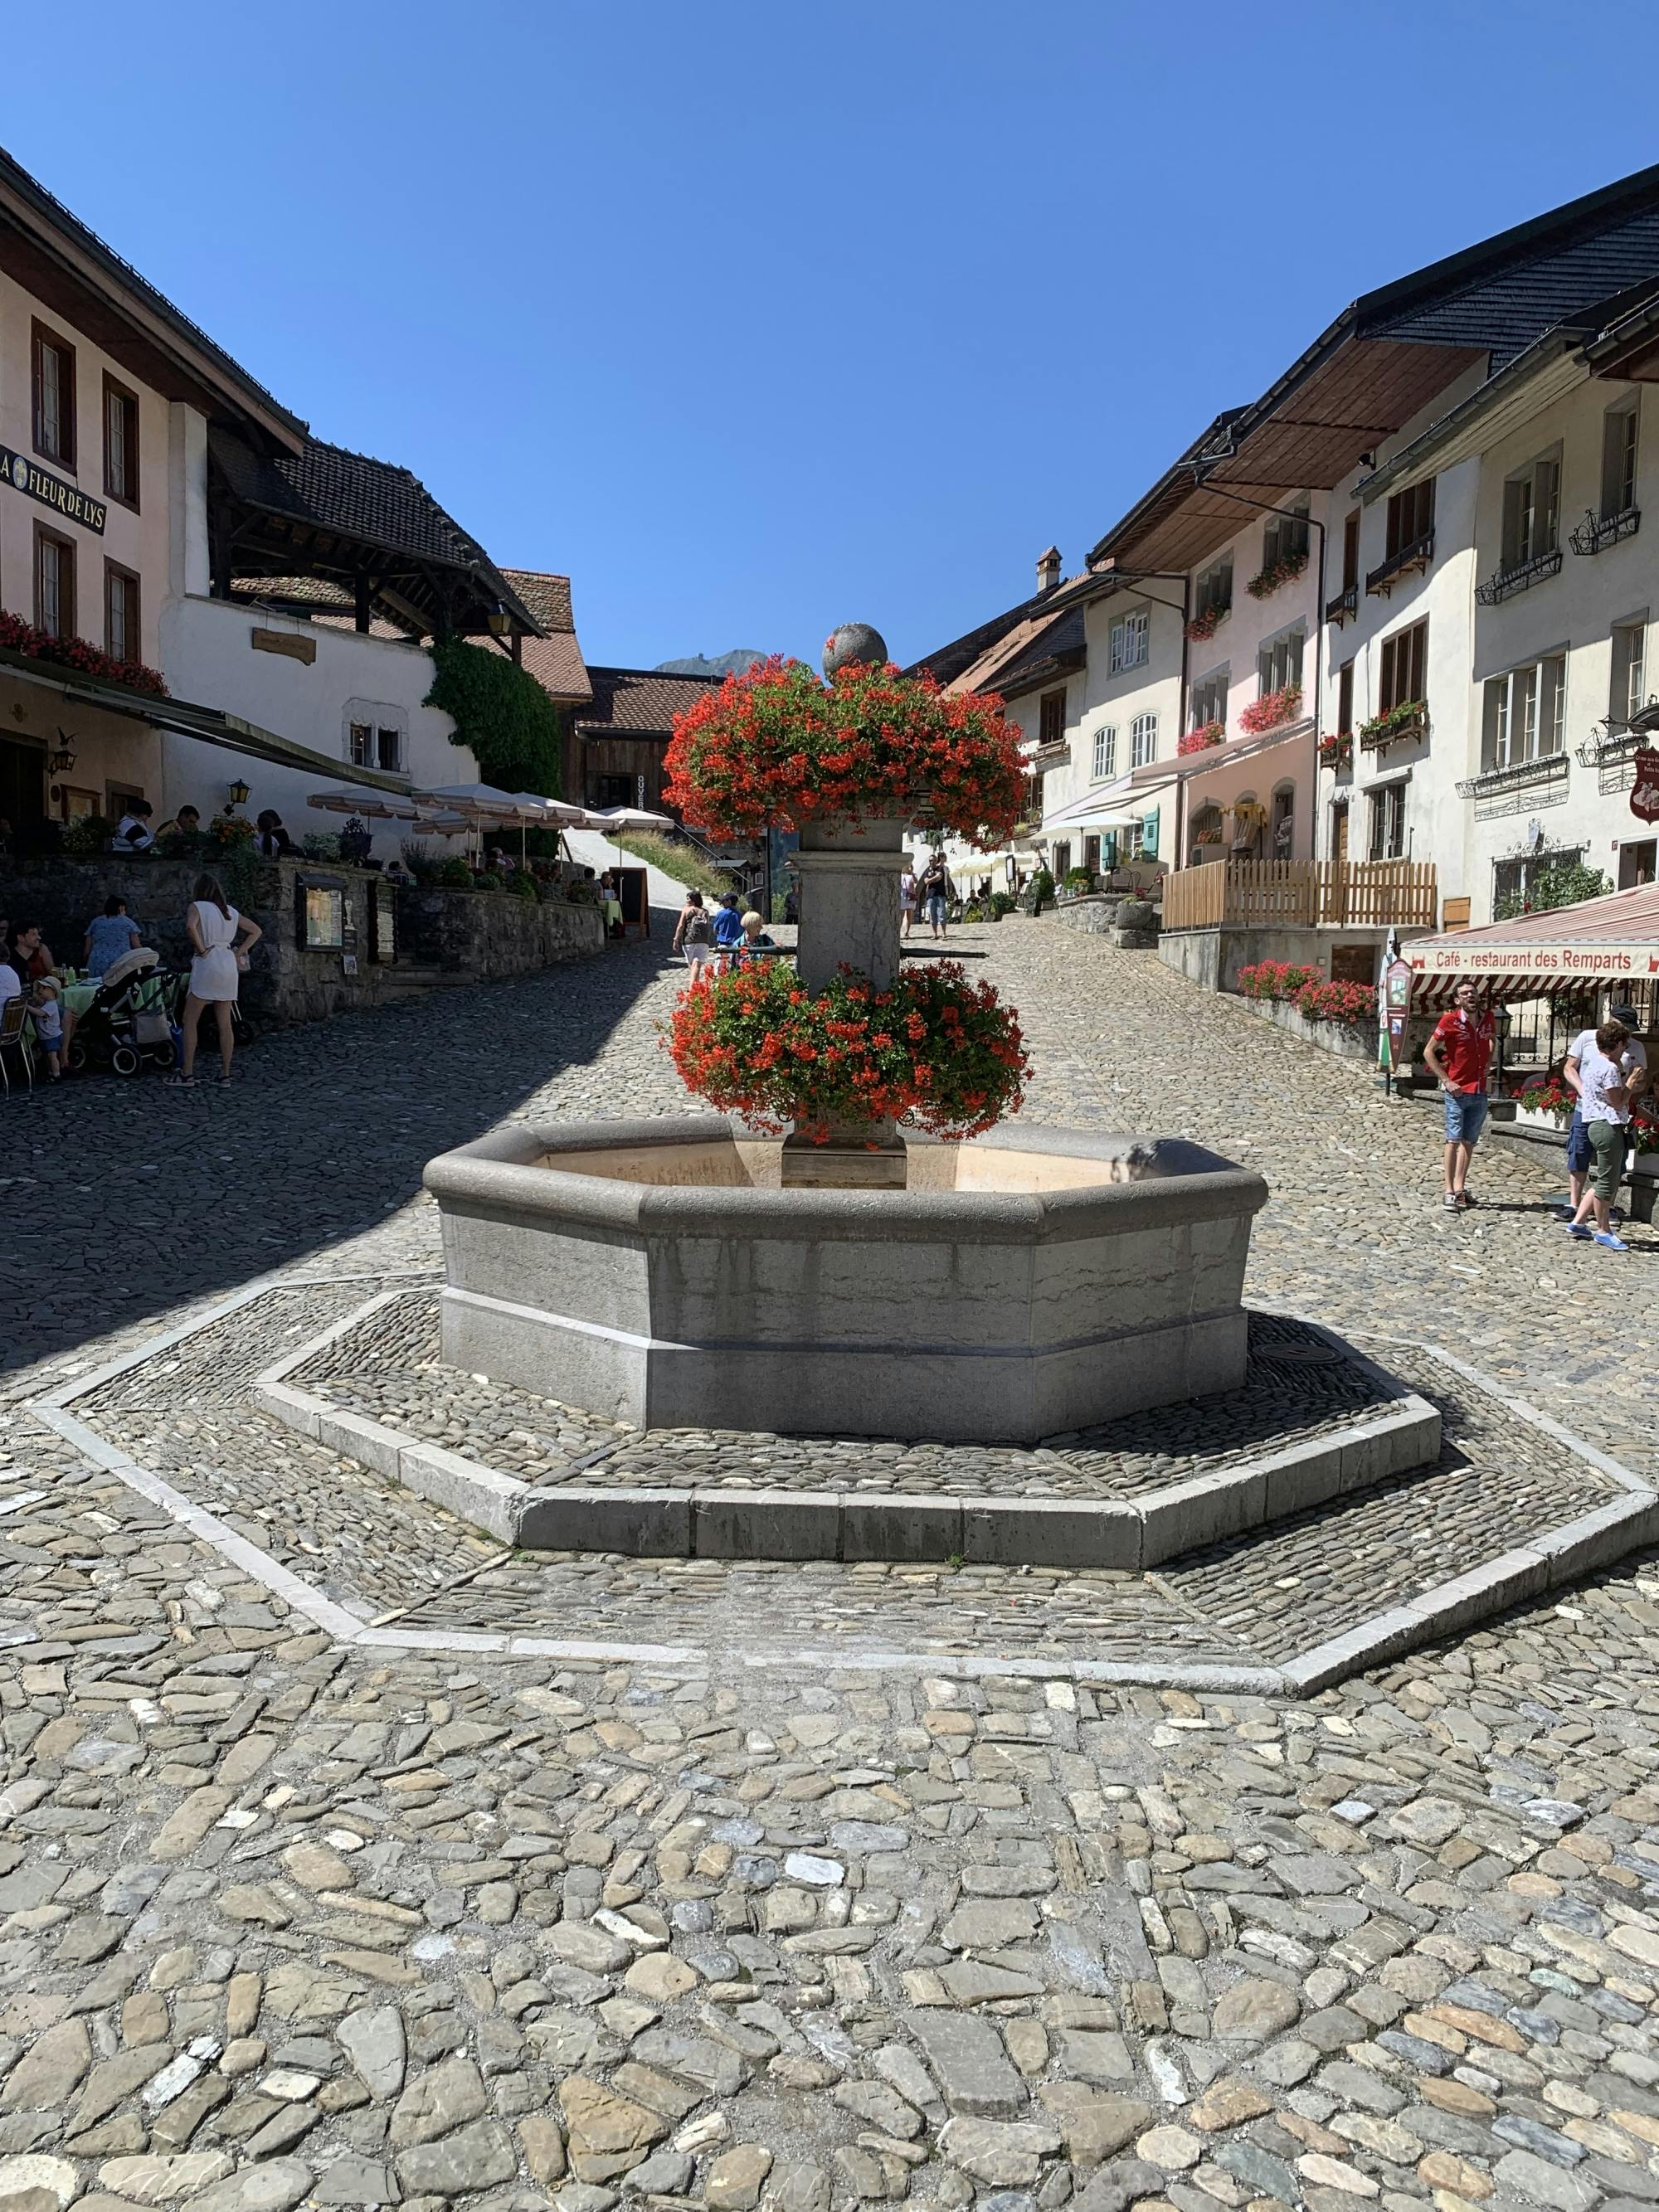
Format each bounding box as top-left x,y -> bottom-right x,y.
23,1280 -> 1659,1694
250,1292 -> 1443,1570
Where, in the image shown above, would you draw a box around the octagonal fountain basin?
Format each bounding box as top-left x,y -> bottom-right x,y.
424,1114 -> 1268,1446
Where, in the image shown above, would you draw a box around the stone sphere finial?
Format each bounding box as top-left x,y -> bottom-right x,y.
822,621 -> 888,677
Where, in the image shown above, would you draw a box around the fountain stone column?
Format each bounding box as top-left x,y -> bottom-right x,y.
780,622 -> 912,1189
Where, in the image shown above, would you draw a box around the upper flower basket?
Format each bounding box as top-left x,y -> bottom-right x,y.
662,651 -> 1026,848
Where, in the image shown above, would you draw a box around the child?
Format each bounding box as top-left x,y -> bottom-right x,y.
31,975 -> 66,1078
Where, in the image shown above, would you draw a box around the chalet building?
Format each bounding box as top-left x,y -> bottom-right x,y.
917,158 -> 1659,975
567,666 -> 719,815
0,145 -> 545,855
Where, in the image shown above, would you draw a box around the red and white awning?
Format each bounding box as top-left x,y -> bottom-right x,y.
1406,882 -> 1659,1006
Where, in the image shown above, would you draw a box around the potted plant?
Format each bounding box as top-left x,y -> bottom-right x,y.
1178,721 -> 1225,756
1318,730 -> 1354,769
1238,683 -> 1303,736
1185,604 -> 1227,642
1359,699 -> 1427,750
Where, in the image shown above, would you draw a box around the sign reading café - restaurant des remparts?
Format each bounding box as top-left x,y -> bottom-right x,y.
0,446 -> 106,533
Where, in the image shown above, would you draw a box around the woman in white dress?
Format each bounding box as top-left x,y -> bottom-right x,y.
167,873 -> 261,1087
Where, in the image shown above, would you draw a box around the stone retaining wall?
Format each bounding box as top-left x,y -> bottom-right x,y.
1237,993 -> 1376,1062
0,853 -> 602,1026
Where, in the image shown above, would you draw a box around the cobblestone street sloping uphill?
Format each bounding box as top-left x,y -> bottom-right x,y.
2,921 -> 1657,2212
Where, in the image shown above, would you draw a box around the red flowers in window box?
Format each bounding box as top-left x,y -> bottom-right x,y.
1178,722 -> 1224,756
1317,731 -> 1353,768
1236,960 -> 1372,1027
1244,550 -> 1308,600
1185,605 -> 1227,642
666,958 -> 1029,1142
1238,683 -> 1303,735
662,656 -> 1024,846
0,609 -> 168,698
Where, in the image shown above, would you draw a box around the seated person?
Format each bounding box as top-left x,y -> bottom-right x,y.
735,911 -> 776,960
254,809 -> 296,858
84,896 -> 143,978
111,799 -> 155,852
155,804 -> 202,842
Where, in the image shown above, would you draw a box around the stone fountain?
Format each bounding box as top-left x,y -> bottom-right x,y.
425,625 -> 1268,1445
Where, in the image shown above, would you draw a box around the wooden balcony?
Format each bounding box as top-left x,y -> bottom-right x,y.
1161,858 -> 1438,933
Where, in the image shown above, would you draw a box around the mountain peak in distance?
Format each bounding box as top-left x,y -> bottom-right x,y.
654,650 -> 766,678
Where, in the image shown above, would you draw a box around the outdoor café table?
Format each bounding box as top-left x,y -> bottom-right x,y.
604,897 -> 623,927
60,980 -> 99,1021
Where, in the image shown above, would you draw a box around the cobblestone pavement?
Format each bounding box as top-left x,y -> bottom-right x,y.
2,920 -> 1658,2212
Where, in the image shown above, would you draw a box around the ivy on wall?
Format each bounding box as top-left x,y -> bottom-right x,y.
424,636 -> 563,797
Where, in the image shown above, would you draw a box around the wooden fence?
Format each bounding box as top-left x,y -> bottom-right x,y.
1160,859 -> 1438,932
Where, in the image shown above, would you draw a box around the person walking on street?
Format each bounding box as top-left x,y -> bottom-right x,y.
1564,1018 -> 1643,1249
1559,1004 -> 1647,1226
919,851 -> 949,941
899,862 -> 918,938
673,890 -> 716,979
1423,979 -> 1495,1211
168,873 -> 261,1087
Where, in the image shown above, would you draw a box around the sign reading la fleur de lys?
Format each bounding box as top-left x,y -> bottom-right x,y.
0,445 -> 106,534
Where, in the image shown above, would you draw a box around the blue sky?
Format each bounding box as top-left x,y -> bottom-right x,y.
14,1 -> 1658,670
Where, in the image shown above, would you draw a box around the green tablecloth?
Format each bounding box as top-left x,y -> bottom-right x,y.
603,899 -> 623,926
61,982 -> 99,1019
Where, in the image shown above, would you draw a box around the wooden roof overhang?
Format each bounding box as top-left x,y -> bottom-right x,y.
1090,336 -> 1486,576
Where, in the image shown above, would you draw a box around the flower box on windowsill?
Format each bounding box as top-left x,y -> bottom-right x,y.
1185,605 -> 1229,642
1365,532 -> 1435,597
1238,683 -> 1303,737
1317,732 -> 1354,771
1569,506 -> 1640,557
1475,547 -> 1563,605
1244,551 -> 1308,601
1325,583 -> 1358,626
1359,702 -> 1427,751
1178,722 -> 1225,756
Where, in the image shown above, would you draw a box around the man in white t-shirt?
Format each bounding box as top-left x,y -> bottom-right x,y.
1560,1004 -> 1647,1227
1565,1016 -> 1646,1249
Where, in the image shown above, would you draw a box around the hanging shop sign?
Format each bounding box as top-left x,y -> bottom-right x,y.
1631,747 -> 1659,824
0,446 -> 106,534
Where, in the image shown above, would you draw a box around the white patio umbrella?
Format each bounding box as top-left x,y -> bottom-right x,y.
584,804 -> 676,875
307,788 -> 429,821
412,781 -> 552,866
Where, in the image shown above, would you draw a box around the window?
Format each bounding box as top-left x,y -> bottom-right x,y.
1495,847 -> 1584,916
350,722 -> 403,773
1337,660 -> 1355,732
1190,669 -> 1228,730
1379,618 -> 1428,715
105,562 -> 139,663
1039,688 -> 1067,746
1271,783 -> 1295,852
1109,607 -> 1150,674
1612,619 -> 1647,725
1368,780 -> 1408,860
1385,478 -> 1434,557
1502,450 -> 1561,568
104,376 -> 139,508
1130,711 -> 1157,768
1602,399 -> 1639,521
1341,509 -> 1360,593
1083,835 -> 1100,876
1091,725 -> 1117,781
1618,839 -> 1656,890
1194,557 -> 1232,620
35,527 -> 75,639
32,323 -> 75,466
1051,841 -> 1071,881
1257,626 -> 1305,698
1262,498 -> 1310,571
1481,653 -> 1566,770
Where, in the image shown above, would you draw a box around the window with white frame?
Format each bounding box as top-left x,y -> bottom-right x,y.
1602,398 -> 1639,521
1190,668 -> 1228,730
1611,618 -> 1648,725
1368,780 -> 1408,860
1501,450 -> 1561,568
347,703 -> 407,774
1130,711 -> 1157,768
1194,557 -> 1232,620
1257,626 -> 1305,699
1091,724 -> 1117,781
1481,652 -> 1566,771
1109,607 -> 1149,674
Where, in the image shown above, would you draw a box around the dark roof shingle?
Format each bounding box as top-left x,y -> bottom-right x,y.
575,666 -> 720,737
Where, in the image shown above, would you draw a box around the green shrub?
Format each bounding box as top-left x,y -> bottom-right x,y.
1063,866 -> 1094,891
1029,867 -> 1054,905
510,871 -> 538,900
437,857 -> 474,888
425,634 -> 563,796
612,830 -> 733,896
478,869 -> 507,893
990,891 -> 1017,917
1493,861 -> 1612,921
61,814 -> 110,858
302,832 -> 341,860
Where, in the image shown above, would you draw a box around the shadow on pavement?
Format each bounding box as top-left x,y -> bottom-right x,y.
1,919 -> 687,1375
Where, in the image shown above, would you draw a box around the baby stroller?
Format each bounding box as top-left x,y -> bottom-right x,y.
69,947 -> 182,1077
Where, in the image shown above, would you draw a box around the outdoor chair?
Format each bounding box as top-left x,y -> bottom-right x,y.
0,996 -> 34,1096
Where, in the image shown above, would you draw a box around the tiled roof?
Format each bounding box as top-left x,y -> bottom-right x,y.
231,574 -> 353,610
211,430 -> 539,633
1368,203 -> 1659,362
984,606 -> 1087,698
575,666 -> 720,737
499,569 -> 591,703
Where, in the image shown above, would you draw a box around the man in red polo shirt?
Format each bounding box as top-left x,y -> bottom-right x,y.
1423,979 -> 1496,1212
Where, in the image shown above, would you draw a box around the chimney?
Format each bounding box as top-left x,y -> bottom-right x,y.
1036,546 -> 1062,596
